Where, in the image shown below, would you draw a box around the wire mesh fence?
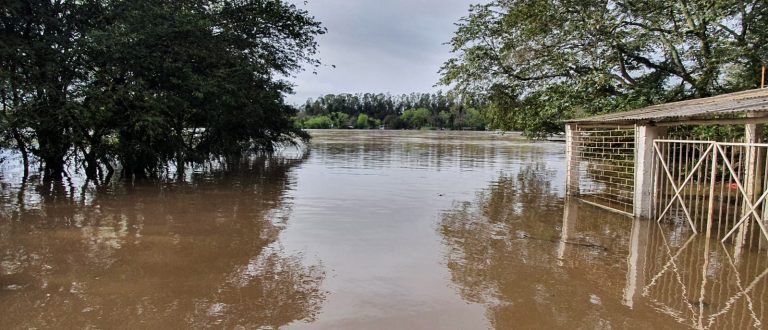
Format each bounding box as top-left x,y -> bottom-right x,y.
569,126 -> 636,215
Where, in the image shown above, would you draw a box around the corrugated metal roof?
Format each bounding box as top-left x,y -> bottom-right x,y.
567,88 -> 768,124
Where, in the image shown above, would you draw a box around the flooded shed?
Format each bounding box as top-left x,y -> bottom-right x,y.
565,88 -> 768,250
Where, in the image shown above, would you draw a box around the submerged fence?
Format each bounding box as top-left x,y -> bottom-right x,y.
566,125 -> 768,251
641,221 -> 768,329
654,139 -> 768,250
568,126 -> 636,215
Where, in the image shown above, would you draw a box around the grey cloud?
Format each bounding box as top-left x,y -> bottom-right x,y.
284,0 -> 477,105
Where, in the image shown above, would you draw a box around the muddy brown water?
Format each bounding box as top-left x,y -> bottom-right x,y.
1,130 -> 766,329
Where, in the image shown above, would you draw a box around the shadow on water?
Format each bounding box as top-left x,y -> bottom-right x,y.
439,162 -> 768,329
0,154 -> 327,329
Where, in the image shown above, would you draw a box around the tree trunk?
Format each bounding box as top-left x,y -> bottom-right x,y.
38,127 -> 68,181
122,161 -> 147,180
11,129 -> 29,178
176,156 -> 185,181
43,156 -> 65,181
84,150 -> 98,180
103,161 -> 114,184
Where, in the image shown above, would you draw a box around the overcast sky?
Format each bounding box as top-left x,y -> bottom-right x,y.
284,0 -> 477,105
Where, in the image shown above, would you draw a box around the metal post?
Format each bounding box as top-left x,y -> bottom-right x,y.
634,125 -> 667,218
706,145 -> 718,239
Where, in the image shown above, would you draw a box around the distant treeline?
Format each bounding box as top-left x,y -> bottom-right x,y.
295,92 -> 489,130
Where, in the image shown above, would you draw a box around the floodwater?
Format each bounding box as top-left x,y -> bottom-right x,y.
1,130 -> 767,329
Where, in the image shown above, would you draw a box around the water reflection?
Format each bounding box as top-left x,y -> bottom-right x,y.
440,164 -> 768,329
4,130 -> 767,329
307,129 -> 549,172
0,156 -> 326,329
638,220 -> 768,329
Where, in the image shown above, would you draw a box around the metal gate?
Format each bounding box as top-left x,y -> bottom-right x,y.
654,139 -> 768,247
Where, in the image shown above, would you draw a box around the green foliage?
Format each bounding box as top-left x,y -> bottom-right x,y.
441,0 -> 768,137
355,114 -> 373,129
464,108 -> 486,131
670,125 -> 744,141
300,91 -> 488,129
302,92 -> 474,118
400,108 -> 432,129
296,93 -> 491,130
1,0 -> 324,179
437,111 -> 453,129
383,114 -> 405,129
302,116 -> 333,129
328,112 -> 350,128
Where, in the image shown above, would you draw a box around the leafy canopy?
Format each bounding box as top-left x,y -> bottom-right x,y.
1,0 -> 324,179
440,0 -> 768,137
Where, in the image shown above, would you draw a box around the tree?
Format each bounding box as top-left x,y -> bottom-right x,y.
465,108 -> 486,130
1,0 -> 324,180
1,0 -> 102,179
328,112 -> 350,128
355,113 -> 370,129
296,92 -> 490,130
302,116 -> 333,129
400,108 -> 432,129
383,114 -> 404,129
437,111 -> 453,129
440,0 -> 768,137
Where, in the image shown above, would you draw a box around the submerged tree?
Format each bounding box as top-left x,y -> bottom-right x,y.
0,1 -> 98,179
440,0 -> 768,137
1,0 -> 324,180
